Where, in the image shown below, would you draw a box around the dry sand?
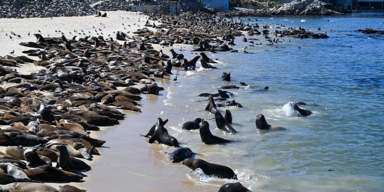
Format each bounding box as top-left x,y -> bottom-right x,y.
0,11 -> 216,191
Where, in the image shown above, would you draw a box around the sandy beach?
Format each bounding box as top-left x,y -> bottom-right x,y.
0,11 -> 217,191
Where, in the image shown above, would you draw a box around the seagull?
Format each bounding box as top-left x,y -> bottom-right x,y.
10,50 -> 14,54
28,32 -> 30,36
173,76 -> 177,81
9,36 -> 12,40
38,29 -> 41,33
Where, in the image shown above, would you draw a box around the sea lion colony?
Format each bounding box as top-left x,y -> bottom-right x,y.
0,11 -> 322,191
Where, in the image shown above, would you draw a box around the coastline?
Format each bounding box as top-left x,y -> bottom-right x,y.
0,11 -> 214,191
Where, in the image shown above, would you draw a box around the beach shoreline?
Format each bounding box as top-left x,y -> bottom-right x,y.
0,11 -> 216,191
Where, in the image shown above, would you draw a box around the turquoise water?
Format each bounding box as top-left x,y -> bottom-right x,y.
160,14 -> 384,191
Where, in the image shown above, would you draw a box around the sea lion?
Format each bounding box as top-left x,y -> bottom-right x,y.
24,165 -> 83,181
221,85 -> 239,89
59,185 -> 86,192
199,121 -> 232,145
169,147 -> 196,163
200,52 -> 217,63
224,109 -> 232,124
144,119 -> 169,137
0,173 -> 31,184
56,145 -> 70,171
255,114 -> 286,130
213,109 -> 238,134
148,118 -> 180,147
0,163 -> 30,180
113,101 -> 141,112
24,148 -> 49,168
5,146 -> 26,159
205,95 -> 217,113
219,182 -> 251,192
0,183 -> 57,192
200,59 -> 217,69
283,102 -> 312,116
182,158 -> 237,179
222,72 -> 231,81
182,118 -> 202,130
0,132 -> 42,146
217,100 -> 243,108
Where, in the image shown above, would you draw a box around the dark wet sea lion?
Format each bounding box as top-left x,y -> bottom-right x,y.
169,147 -> 196,163
217,100 -> 243,108
0,132 -> 42,145
0,173 -> 31,184
213,109 -> 238,134
182,118 -> 202,130
255,114 -> 286,130
221,85 -> 239,89
148,118 -> 180,147
200,59 -> 217,69
0,182 -> 57,192
24,165 -> 83,181
144,119 -> 169,137
219,182 -> 251,192
199,121 -> 231,145
205,95 -> 217,113
224,109 -> 232,124
218,90 -> 230,98
200,52 -> 217,63
59,185 -> 86,192
291,102 -> 312,116
56,145 -> 70,171
182,158 -> 237,179
24,148 -> 48,168
222,72 -> 231,81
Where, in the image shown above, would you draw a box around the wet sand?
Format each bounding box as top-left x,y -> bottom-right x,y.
0,11 -> 216,191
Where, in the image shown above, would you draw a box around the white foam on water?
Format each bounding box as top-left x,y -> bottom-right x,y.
282,101 -> 302,117
301,20 -> 306,22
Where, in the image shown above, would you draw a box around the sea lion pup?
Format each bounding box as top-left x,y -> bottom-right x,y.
144,119 -> 169,138
169,147 -> 196,163
205,95 -> 217,113
222,72 -> 231,81
0,182 -> 58,191
283,102 -> 312,117
182,118 -> 202,130
213,109 -> 238,134
148,118 -> 180,147
24,165 -> 83,181
224,109 -> 232,124
199,121 -> 232,145
24,148 -> 49,168
200,52 -> 217,63
182,158 -> 237,179
255,114 -> 286,130
200,59 -> 217,69
59,185 -> 86,192
219,182 -> 251,192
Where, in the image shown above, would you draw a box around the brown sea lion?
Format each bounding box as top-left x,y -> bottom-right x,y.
0,182 -> 58,192
199,121 -> 232,145
24,148 -> 49,168
59,185 -> 86,192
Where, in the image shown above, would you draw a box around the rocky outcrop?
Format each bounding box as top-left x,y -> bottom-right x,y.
357,28 -> 384,35
219,0 -> 342,17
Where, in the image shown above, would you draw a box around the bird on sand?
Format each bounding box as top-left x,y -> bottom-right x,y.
173,76 -> 177,82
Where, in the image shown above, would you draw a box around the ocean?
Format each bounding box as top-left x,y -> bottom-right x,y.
83,13 -> 384,191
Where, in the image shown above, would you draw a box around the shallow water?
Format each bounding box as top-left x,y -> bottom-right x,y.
159,14 -> 384,191
83,14 -> 384,191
